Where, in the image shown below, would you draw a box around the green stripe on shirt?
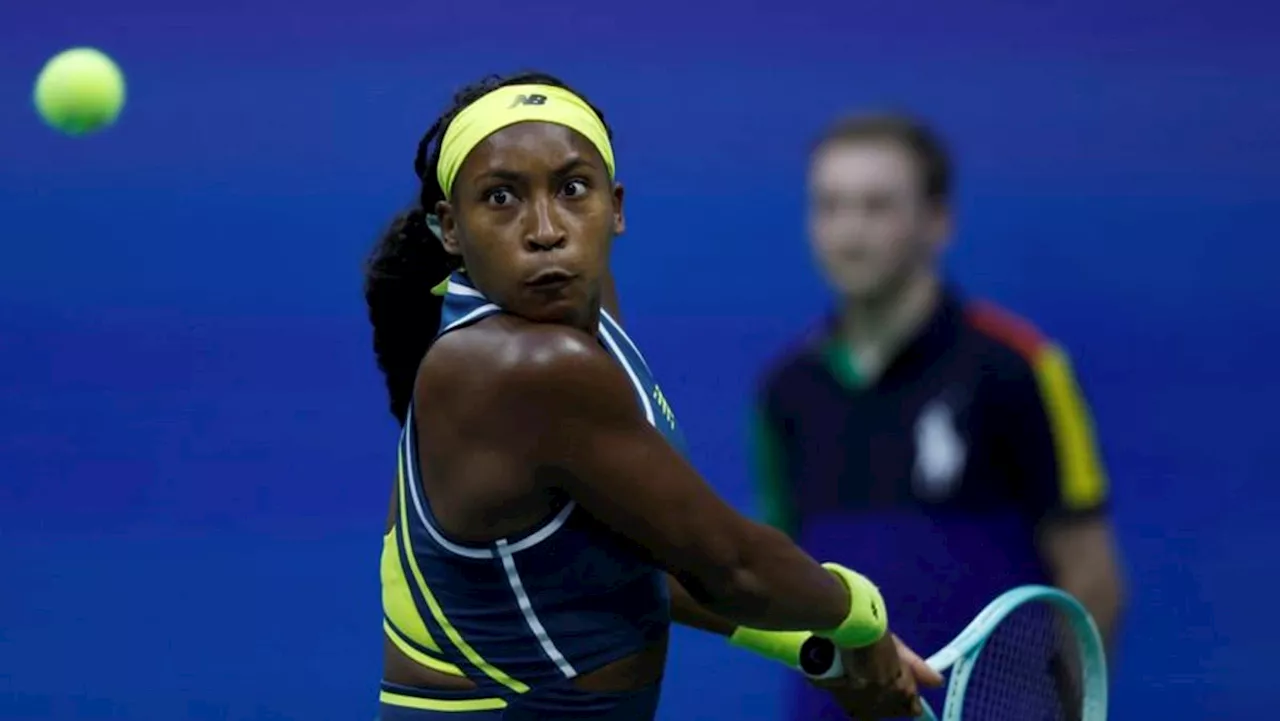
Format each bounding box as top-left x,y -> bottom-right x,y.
749,404 -> 798,538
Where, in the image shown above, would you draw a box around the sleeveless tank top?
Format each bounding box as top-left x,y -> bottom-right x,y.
379,272 -> 687,703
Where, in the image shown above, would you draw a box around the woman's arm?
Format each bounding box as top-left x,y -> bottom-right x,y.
467,322 -> 858,632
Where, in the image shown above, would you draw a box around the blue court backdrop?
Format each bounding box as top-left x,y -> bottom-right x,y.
1,0 -> 1277,719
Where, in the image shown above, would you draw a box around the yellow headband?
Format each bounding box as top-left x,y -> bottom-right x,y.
435,84 -> 615,198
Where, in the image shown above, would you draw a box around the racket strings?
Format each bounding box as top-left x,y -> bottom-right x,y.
961,601 -> 1083,721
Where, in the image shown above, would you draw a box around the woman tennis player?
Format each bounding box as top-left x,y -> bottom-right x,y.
363,70 -> 941,720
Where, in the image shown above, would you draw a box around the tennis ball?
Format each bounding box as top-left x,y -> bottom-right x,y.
33,48 -> 126,136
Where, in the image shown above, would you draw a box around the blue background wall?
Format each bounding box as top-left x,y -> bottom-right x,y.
2,0 -> 1277,719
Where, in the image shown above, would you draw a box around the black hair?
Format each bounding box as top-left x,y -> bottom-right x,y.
813,112 -> 952,204
363,71 -> 613,424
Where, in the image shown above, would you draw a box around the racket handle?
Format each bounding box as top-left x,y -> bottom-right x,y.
798,636 -> 844,680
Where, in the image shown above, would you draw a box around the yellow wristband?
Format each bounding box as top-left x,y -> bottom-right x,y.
815,563 -> 888,648
727,626 -> 809,668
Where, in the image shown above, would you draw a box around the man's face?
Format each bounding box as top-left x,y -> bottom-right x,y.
807,139 -> 948,301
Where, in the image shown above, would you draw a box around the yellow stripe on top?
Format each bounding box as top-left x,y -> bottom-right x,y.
381,528 -> 463,674
395,444 -> 530,694
1030,345 -> 1109,510
384,618 -> 465,677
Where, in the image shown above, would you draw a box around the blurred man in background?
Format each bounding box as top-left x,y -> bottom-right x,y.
751,114 -> 1126,720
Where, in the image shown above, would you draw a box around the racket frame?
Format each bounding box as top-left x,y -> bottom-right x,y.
916,585 -> 1107,721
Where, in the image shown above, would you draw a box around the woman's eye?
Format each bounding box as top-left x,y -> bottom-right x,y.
486,188 -> 514,206
563,179 -> 588,197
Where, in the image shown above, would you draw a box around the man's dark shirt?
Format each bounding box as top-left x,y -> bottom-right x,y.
752,289 -> 1110,663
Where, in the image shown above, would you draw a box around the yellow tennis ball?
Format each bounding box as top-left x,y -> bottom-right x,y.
33,48 -> 126,136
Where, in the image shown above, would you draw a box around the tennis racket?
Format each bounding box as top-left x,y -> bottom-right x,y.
914,585 -> 1107,721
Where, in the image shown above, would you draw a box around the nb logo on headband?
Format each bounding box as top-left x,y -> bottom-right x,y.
509,94 -> 548,108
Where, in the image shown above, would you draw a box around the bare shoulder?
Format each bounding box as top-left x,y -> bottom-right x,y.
417,315 -> 636,425
425,315 -> 610,387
